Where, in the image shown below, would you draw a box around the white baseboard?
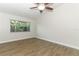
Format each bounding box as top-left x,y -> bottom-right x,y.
0,37 -> 35,44
1,36 -> 79,50
37,36 -> 79,50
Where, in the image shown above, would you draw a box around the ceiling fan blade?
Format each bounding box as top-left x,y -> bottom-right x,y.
44,3 -> 49,5
35,3 -> 40,5
30,7 -> 37,9
45,7 -> 53,10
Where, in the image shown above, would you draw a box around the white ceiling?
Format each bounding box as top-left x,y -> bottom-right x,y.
0,3 -> 63,19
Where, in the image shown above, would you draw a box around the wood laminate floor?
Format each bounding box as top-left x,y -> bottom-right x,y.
0,38 -> 79,56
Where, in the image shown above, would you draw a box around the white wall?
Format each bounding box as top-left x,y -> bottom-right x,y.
37,3 -> 79,49
0,12 -> 36,43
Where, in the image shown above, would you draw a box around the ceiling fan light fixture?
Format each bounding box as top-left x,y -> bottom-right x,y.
37,4 -> 45,10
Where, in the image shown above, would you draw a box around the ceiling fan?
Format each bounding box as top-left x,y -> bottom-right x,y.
30,3 -> 53,13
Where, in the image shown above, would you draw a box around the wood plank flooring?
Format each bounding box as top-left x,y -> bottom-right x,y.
0,38 -> 79,56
